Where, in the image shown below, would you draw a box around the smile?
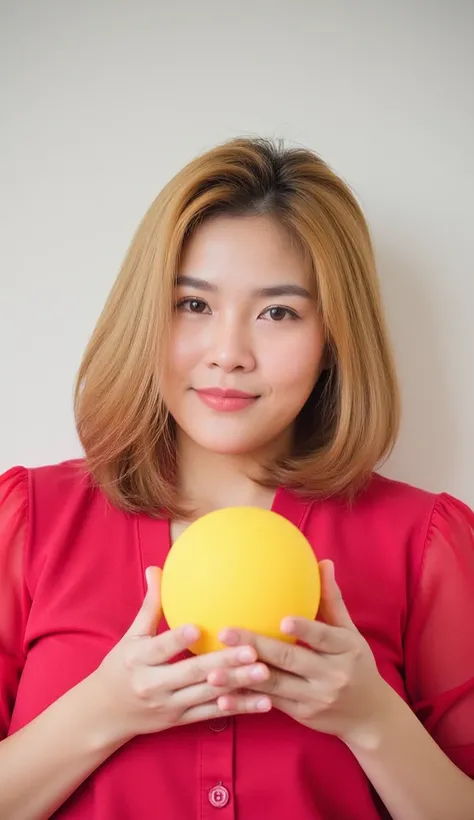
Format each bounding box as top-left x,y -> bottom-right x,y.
194,388 -> 259,413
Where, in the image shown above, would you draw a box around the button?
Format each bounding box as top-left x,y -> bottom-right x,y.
208,783 -> 230,808
209,717 -> 228,732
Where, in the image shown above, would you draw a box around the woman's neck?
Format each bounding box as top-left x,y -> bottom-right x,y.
175,430 -> 289,518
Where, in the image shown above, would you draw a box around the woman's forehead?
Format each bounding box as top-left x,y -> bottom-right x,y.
179,214 -> 312,290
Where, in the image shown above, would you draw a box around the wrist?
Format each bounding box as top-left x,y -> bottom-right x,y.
76,672 -> 132,754
342,678 -> 403,753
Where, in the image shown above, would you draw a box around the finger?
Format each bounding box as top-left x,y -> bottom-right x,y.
168,645 -> 258,688
279,617 -> 352,655
318,560 -> 355,630
217,692 -> 272,714
132,623 -> 202,666
174,680 -> 269,715
268,695 -> 308,720
179,696 -> 270,726
126,567 -> 163,638
207,662 -> 270,689
173,680 -> 232,710
179,702 -> 230,725
219,628 -> 316,675
209,666 -> 309,702
243,669 -> 309,701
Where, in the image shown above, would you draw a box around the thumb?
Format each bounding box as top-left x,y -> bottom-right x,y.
126,566 -> 163,638
318,560 -> 355,630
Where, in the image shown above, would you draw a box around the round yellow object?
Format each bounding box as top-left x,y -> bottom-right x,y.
161,506 -> 320,654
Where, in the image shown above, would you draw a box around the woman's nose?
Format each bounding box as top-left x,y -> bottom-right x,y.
207,316 -> 256,373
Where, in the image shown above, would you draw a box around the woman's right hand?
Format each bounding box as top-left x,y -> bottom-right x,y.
90,566 -> 272,744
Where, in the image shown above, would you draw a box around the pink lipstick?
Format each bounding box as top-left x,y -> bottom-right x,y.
194,387 -> 259,413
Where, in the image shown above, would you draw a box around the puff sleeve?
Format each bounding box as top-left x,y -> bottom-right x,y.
404,494 -> 474,776
0,467 -> 30,738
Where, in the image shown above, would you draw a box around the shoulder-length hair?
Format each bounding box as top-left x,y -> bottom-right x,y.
74,137 -> 400,517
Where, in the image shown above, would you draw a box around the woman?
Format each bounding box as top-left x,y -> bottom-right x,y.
0,137 -> 473,819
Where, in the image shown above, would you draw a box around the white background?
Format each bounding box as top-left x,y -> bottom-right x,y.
1,0 -> 473,505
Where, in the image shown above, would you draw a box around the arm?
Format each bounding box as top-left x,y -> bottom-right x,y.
0,674 -> 125,820
353,493 -> 473,819
346,681 -> 474,820
0,467 -> 122,819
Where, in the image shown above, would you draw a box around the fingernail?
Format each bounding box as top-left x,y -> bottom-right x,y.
257,697 -> 271,712
250,665 -> 266,680
237,647 -> 255,663
280,617 -> 295,634
183,625 -> 200,641
220,629 -> 239,645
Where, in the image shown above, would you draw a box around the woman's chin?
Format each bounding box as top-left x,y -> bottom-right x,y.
194,438 -> 260,456
181,427 -> 270,457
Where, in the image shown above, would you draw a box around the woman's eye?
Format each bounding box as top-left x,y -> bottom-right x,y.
261,306 -> 298,321
177,298 -> 209,314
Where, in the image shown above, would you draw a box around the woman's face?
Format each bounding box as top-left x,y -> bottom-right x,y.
161,215 -> 326,458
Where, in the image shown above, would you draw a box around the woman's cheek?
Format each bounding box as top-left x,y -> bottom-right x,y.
170,327 -> 203,372
266,334 -> 324,391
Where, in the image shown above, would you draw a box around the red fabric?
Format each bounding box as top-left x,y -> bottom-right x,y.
0,460 -> 473,819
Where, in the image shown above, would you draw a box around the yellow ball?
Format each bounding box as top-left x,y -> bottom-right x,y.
161,506 -> 320,654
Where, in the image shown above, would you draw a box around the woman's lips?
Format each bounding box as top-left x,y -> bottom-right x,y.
194,388 -> 259,413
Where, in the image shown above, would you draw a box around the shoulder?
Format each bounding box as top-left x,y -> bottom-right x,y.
285,473 -> 441,533
0,459 -> 122,595
0,459 -> 102,543
28,458 -> 93,496
349,472 -> 439,517
283,473 -> 472,572
343,473 -> 472,541
0,465 -> 29,510
1,459 -> 93,497
289,476 -> 473,636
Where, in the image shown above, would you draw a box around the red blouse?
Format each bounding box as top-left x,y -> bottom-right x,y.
1,460 -> 473,819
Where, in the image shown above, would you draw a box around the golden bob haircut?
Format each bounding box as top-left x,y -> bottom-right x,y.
75,137 -> 400,517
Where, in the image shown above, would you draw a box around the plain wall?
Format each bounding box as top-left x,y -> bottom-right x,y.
1,0 -> 473,504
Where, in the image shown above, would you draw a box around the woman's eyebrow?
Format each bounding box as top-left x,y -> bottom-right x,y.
176,275 -> 310,299
255,284 -> 311,298
176,275 -> 216,292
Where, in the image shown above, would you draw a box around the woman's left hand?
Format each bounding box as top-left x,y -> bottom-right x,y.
208,560 -> 392,744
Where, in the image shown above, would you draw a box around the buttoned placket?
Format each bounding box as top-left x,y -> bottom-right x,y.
137,514 -> 237,815
200,717 -> 235,816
